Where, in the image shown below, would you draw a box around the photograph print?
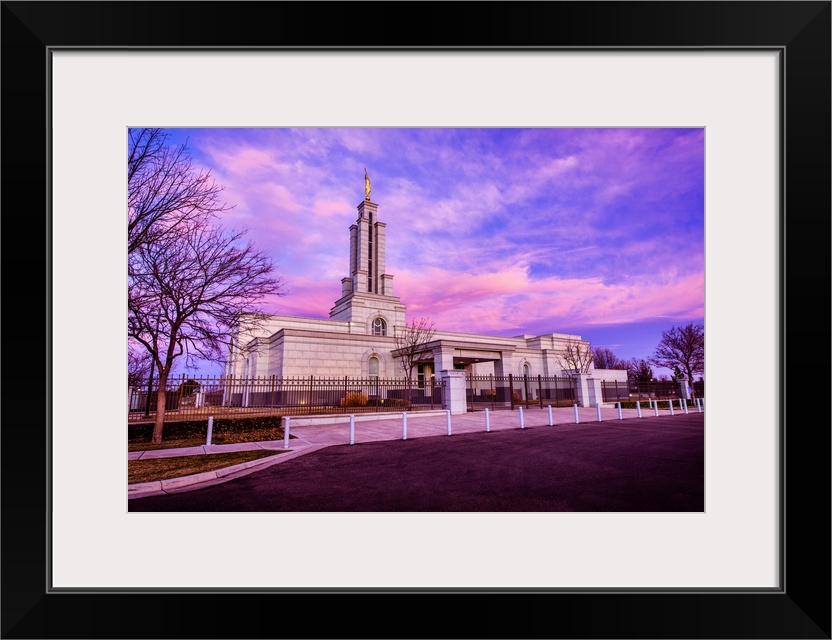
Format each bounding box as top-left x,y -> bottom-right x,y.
127,127 -> 705,512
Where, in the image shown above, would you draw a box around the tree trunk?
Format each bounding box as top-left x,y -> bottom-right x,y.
151,371 -> 169,444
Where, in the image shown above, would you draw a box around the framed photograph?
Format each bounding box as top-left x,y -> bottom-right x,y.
3,2 -> 829,638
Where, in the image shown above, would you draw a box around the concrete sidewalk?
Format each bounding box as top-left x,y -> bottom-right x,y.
128,403 -> 703,498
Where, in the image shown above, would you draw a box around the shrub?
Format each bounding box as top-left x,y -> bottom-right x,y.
512,391 -> 521,403
179,378 -> 201,397
340,391 -> 368,407
128,415 -> 283,443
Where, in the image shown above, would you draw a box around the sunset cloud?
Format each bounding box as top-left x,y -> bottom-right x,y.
159,127 -> 704,373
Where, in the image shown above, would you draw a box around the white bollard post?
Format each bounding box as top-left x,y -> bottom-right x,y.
616,402 -> 622,420
683,398 -> 689,414
573,404 -> 580,424
596,404 -> 602,422
485,408 -> 490,432
547,405 -> 553,426
446,409 -> 452,436
519,406 -> 525,429
701,398 -> 704,409
206,416 -> 214,446
697,398 -> 702,413
283,416 -> 291,449
349,414 -> 355,445
402,412 -> 407,440
654,402 -> 659,417
636,401 -> 642,418
679,398 -> 685,413
669,400 -> 674,416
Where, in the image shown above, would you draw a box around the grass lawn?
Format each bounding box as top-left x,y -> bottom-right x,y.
129,450 -> 284,484
129,426 -> 291,452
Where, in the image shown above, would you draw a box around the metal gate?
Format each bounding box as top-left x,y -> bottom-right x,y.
466,374 -> 577,411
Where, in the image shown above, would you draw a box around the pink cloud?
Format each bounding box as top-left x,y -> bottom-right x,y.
391,264 -> 704,336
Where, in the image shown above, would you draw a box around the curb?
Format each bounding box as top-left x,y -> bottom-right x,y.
128,444 -> 326,499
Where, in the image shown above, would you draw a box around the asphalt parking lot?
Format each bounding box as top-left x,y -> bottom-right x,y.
129,411 -> 704,512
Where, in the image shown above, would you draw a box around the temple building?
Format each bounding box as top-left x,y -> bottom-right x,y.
224,175 -> 626,406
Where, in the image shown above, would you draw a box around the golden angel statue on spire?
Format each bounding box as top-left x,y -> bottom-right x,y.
364,168 -> 371,201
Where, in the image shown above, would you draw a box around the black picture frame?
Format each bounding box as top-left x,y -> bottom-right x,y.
2,2 -> 829,638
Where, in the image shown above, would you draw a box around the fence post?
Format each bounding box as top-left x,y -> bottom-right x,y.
467,374 -> 473,412
596,404 -> 602,422
283,416 -> 291,449
616,402 -> 622,420
402,412 -> 407,440
519,406 -> 525,429
206,416 -> 214,446
509,374 -> 515,409
636,401 -> 642,418
446,409 -> 452,436
349,414 -> 355,445
547,405 -> 553,426
573,404 -> 580,424
538,375 -> 544,409
485,408 -> 490,432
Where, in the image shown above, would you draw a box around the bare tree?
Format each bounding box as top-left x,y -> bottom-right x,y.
626,357 -> 655,384
128,341 -> 153,387
649,323 -> 704,384
128,128 -> 231,254
128,223 -> 284,443
555,337 -> 594,374
392,317 -> 437,407
592,347 -> 627,370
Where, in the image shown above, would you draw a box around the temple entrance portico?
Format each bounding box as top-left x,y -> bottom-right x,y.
415,339 -> 516,379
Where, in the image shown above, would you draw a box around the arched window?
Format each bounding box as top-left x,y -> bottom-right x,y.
368,356 -> 379,379
372,317 -> 387,336
523,363 -> 531,378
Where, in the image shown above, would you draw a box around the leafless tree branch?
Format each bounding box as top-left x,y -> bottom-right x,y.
555,337 -> 594,374
128,128 -> 232,254
649,323 -> 704,383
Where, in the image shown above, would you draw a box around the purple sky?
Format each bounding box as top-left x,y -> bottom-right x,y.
159,127 -> 704,378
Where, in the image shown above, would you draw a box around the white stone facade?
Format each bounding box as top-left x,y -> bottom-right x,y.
225,191 -> 628,392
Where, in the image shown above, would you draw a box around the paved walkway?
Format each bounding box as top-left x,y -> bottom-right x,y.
128,403 -> 703,499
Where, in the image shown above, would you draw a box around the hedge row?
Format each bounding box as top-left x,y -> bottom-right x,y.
615,400 -> 697,410
128,415 -> 283,442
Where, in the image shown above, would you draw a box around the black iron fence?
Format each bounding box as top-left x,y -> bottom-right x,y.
601,380 -> 704,403
466,374 -> 577,411
128,374 -> 445,423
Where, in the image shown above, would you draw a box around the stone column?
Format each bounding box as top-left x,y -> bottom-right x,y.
574,372 -> 593,407
586,376 -> 604,406
440,369 -> 467,414
432,346 -> 455,374
678,379 -> 691,399
494,352 -> 513,377
349,224 -> 358,276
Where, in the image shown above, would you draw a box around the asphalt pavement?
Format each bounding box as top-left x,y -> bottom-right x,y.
128,404 -> 705,512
